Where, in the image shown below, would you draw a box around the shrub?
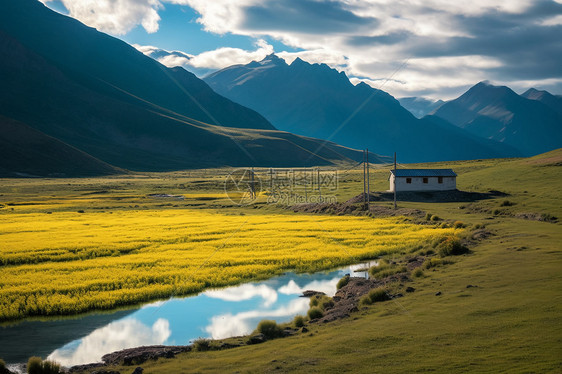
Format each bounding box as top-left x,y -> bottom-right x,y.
368,262 -> 389,277
368,287 -> 390,303
359,294 -> 372,306
257,320 -> 282,339
425,213 -> 432,221
28,357 -> 42,374
361,287 -> 390,305
492,209 -> 501,215
453,221 -> 465,228
369,264 -> 407,279
430,215 -> 441,221
193,338 -> 211,352
319,296 -> 334,310
424,258 -> 442,269
500,200 -> 514,207
307,307 -> 324,320
293,315 -> 306,328
309,296 -> 320,308
438,238 -> 469,257
413,268 -> 424,277
336,275 -> 350,290
27,357 -> 60,374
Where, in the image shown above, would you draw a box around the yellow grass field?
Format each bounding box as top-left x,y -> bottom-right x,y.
0,209 -> 456,321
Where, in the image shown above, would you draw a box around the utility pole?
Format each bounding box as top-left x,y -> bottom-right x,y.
362,150 -> 366,206
393,152 -> 397,210
317,168 -> 321,199
250,167 -> 255,199
366,148 -> 370,211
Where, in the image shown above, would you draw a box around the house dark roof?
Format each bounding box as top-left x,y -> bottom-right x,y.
390,169 -> 457,177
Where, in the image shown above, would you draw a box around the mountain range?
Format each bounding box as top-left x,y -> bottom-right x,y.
205,55 -> 520,162
2,1 -> 560,176
0,0 -> 380,177
431,82 -> 562,156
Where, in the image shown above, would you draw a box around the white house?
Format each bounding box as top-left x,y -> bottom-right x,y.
389,169 -> 457,192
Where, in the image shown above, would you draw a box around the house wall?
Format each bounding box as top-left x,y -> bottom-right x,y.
389,175 -> 456,191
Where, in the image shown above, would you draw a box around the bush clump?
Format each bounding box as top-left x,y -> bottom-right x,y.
293,315 -> 306,328
257,320 -> 283,339
193,338 -> 211,352
307,306 -> 324,320
453,221 -> 465,228
437,237 -> 469,257
500,200 -> 515,207
430,215 -> 441,221
360,287 -> 390,305
336,275 -> 350,290
413,268 -> 424,277
424,258 -> 443,269
27,357 -> 60,374
369,263 -> 407,279
425,212 -> 432,221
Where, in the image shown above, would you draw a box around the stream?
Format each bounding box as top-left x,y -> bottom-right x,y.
0,262 -> 374,368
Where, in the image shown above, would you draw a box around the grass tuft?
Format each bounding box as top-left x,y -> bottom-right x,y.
308,307 -> 324,320
257,320 -> 283,339
336,275 -> 350,290
293,315 -> 306,328
193,338 -> 212,352
361,287 -> 390,305
27,357 -> 60,374
437,237 -> 469,257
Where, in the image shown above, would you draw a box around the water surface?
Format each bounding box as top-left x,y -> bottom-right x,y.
0,262 -> 374,367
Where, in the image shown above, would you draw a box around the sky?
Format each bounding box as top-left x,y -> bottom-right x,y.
40,0 -> 562,100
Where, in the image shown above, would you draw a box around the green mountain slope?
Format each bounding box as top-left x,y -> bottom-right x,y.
0,1 -> 380,172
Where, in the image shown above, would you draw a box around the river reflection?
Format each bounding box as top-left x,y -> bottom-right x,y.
0,263 -> 373,367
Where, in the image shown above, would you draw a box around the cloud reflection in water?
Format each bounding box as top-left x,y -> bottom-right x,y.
47,318 -> 170,367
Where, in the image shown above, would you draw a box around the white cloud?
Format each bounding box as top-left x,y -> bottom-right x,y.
204,282 -> 278,307
41,0 -> 162,35
42,0 -> 562,97
278,278 -> 340,297
540,14 -> 562,26
189,39 -> 274,69
47,318 -> 170,367
134,40 -> 274,72
204,298 -> 309,339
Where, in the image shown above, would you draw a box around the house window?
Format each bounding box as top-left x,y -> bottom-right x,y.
406,178 -> 412,184
423,177 -> 428,184
438,176 -> 443,184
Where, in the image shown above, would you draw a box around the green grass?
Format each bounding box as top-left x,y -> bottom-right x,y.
5,149 -> 562,373
90,217 -> 561,374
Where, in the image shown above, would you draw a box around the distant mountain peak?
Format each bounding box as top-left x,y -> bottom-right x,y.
291,57 -> 307,66
259,54 -> 287,66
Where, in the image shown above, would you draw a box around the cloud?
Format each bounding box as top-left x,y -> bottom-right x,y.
204,282 -> 278,307
134,39 -> 274,74
43,0 -> 562,98
41,0 -> 162,35
189,39 -> 274,69
47,318 -> 170,366
204,298 -> 309,339
278,278 -> 340,297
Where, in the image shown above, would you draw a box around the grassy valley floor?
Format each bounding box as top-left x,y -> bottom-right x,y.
1,150 -> 561,372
